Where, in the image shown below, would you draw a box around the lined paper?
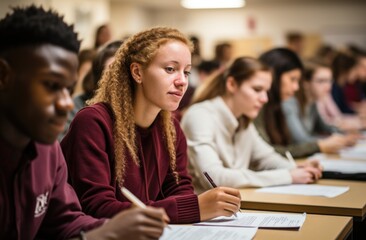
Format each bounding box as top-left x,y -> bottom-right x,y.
195,212 -> 306,229
160,225 -> 257,240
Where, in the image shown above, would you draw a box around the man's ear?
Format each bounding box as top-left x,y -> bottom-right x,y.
0,58 -> 11,90
130,62 -> 142,84
226,76 -> 238,94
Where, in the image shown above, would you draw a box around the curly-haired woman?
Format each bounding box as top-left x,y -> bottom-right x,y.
61,27 -> 241,224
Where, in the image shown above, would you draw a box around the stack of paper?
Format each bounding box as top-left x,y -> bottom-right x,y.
256,184 -> 349,198
195,212 -> 306,229
340,145 -> 366,160
160,225 -> 257,240
320,159 -> 366,174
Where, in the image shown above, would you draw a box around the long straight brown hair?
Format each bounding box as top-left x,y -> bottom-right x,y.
259,48 -> 303,145
192,57 -> 270,104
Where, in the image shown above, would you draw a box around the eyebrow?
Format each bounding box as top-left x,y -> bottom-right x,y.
166,60 -> 192,67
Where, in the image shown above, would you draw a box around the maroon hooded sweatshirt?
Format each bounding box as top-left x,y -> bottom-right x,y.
61,103 -> 200,224
0,138 -> 104,240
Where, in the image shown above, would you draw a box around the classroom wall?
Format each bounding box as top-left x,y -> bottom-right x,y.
0,0 -> 110,49
1,0 -> 365,58
109,2 -> 150,40
145,2 -> 366,58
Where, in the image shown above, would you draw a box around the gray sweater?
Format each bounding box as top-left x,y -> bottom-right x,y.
282,97 -> 336,144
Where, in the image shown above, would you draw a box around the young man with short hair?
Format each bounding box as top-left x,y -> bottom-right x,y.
0,5 -> 167,240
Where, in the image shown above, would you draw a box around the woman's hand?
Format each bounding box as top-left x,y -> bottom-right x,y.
198,187 -> 241,221
290,166 -> 322,184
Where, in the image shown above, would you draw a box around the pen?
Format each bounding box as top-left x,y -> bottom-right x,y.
120,186 -> 171,229
203,171 -> 217,188
285,151 -> 296,164
202,171 -> 241,216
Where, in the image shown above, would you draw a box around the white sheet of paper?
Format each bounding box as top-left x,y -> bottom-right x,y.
320,159 -> 366,173
256,184 -> 349,198
340,145 -> 366,160
195,212 -> 306,229
159,225 -> 257,240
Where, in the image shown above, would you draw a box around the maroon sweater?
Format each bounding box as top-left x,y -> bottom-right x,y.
0,138 -> 103,240
61,103 -> 200,223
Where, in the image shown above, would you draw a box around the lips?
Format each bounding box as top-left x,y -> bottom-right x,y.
49,118 -> 67,131
168,91 -> 183,97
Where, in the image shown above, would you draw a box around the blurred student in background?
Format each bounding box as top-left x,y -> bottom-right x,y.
94,24 -> 112,50
214,42 -> 233,69
59,40 -> 122,140
313,61 -> 366,131
282,60 -> 359,145
178,59 -> 220,113
255,48 -> 351,158
72,48 -> 95,97
181,57 -> 322,193
331,52 -> 366,115
285,31 -> 305,58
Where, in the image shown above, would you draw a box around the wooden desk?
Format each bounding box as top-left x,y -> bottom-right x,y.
251,212 -> 352,240
240,179 -> 366,221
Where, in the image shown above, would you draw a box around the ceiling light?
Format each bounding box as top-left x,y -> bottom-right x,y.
181,0 -> 245,9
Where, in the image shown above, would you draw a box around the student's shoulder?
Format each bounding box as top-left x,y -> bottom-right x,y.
76,102 -> 114,122
282,97 -> 300,112
35,141 -> 64,167
183,99 -> 217,119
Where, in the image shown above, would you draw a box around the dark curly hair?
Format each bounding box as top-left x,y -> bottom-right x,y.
0,5 -> 80,53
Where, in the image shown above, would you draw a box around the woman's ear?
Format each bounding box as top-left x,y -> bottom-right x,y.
226,76 -> 238,94
130,62 -> 142,84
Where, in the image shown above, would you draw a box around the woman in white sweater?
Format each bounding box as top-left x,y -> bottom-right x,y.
181,57 -> 322,193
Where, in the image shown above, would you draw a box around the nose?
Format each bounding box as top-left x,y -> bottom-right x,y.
56,88 -> 74,114
259,91 -> 269,104
293,81 -> 300,93
174,71 -> 188,88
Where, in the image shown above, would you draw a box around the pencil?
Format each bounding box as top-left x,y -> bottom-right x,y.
120,186 -> 171,229
120,187 -> 146,209
285,151 -> 296,164
202,171 -> 241,215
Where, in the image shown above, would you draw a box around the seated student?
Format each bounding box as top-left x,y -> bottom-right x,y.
93,24 -> 112,50
59,40 -> 122,140
61,27 -> 241,223
285,31 -> 305,58
348,45 -> 366,98
303,61 -> 366,132
181,57 -> 322,193
331,52 -> 365,114
255,48 -> 352,158
317,93 -> 366,131
214,42 -> 233,69
282,61 -> 359,144
72,48 -> 96,97
0,5 -> 167,240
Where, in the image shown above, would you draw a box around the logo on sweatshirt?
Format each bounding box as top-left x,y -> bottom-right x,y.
34,191 -> 49,217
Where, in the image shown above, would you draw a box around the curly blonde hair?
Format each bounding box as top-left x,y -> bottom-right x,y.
88,27 -> 193,185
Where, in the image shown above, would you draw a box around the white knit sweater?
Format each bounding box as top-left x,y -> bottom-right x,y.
181,96 -> 295,193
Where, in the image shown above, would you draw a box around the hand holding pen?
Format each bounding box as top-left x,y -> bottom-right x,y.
196,171 -> 241,220
121,187 -> 171,228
